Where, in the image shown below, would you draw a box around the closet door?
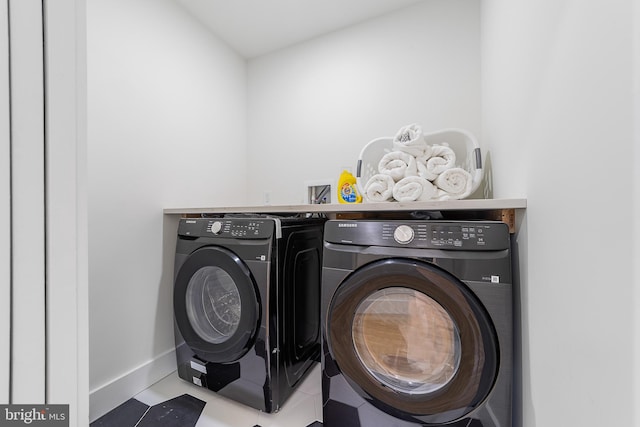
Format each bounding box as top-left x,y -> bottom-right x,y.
8,0 -> 46,403
0,0 -> 10,405
2,2 -> 87,420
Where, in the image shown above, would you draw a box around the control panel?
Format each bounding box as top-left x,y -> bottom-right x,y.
325,220 -> 510,251
178,218 -> 275,239
427,224 -> 490,248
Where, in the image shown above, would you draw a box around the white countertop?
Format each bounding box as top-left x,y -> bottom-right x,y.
163,198 -> 526,215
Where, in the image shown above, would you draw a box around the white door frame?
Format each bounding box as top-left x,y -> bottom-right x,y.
0,0 -> 11,404
43,0 -> 89,424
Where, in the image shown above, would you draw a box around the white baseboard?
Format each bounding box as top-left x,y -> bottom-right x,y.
89,348 -> 177,422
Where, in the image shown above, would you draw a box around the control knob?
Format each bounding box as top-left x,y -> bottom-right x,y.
210,221 -> 223,235
394,225 -> 414,244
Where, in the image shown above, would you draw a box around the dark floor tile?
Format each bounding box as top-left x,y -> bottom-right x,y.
136,394 -> 206,427
90,398 -> 149,427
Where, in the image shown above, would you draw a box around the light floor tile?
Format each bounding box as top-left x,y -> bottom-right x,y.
313,392 -> 323,423
295,364 -> 321,395
257,392 -> 317,427
135,367 -> 323,427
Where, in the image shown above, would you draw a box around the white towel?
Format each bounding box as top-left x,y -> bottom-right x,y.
415,158 -> 436,181
363,173 -> 395,202
378,151 -> 417,181
392,176 -> 437,202
420,143 -> 456,180
392,123 -> 432,158
434,167 -> 473,200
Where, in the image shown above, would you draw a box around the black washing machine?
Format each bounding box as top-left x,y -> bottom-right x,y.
173,215 -> 325,412
321,219 -> 513,426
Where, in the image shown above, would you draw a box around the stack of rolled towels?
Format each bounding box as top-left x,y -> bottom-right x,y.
363,124 -> 474,203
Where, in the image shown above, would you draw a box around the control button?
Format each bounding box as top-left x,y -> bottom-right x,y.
210,221 -> 223,234
394,225 -> 414,244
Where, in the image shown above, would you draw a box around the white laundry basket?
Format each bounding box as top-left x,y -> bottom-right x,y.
355,128 -> 483,201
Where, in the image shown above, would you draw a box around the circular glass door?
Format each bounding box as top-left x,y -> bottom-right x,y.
352,287 -> 461,395
174,246 -> 260,363
185,266 -> 242,344
327,258 -> 498,424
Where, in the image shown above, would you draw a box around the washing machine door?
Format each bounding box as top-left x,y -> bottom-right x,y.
174,246 -> 260,363
327,258 -> 498,424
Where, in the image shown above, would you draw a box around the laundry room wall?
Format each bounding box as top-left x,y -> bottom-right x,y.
482,1 -> 637,426
87,0 -> 247,419
246,0 -> 481,205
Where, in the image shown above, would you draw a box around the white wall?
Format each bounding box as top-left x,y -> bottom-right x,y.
87,0 -> 247,419
482,1 -> 636,426
246,0 -> 481,205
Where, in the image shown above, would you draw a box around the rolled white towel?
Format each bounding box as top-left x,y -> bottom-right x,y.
378,151 -> 417,181
392,176 -> 437,202
363,173 -> 395,202
434,167 -> 473,200
392,123 -> 432,158
415,158 -> 436,181
420,143 -> 456,180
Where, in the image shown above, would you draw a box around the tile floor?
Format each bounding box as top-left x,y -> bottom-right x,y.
128,363 -> 323,427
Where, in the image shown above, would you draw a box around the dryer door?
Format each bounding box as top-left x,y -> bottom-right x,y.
174,246 -> 260,363
327,258 -> 498,424
282,227 -> 323,385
